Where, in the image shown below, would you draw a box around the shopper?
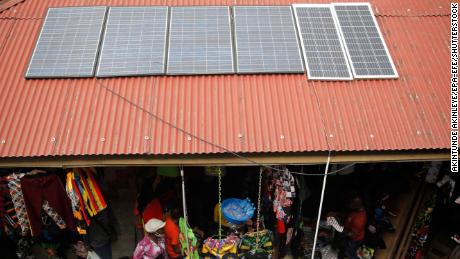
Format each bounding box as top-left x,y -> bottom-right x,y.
164,209 -> 182,259
340,195 -> 367,259
133,218 -> 168,259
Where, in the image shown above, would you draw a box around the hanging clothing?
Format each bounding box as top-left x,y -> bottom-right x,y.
7,173 -> 30,235
269,169 -> 296,221
20,174 -> 75,236
65,168 -> 108,227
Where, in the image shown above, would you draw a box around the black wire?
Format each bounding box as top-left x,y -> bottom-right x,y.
95,78 -> 353,176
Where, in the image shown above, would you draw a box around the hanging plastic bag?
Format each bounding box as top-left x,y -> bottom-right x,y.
221,198 -> 255,225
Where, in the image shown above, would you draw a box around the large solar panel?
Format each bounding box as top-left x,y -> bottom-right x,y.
167,6 -> 234,75
96,7 -> 168,77
332,3 -> 398,78
293,4 -> 352,80
26,7 -> 107,78
233,6 -> 304,73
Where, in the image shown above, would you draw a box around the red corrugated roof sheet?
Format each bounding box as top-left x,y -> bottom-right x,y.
0,0 -> 450,158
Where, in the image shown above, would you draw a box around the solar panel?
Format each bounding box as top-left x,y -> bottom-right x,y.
167,6 -> 234,75
233,6 -> 304,73
96,7 -> 168,77
332,3 -> 398,78
293,4 -> 352,80
26,7 -> 107,78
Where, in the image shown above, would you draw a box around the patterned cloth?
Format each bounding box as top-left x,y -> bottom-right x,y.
133,235 -> 167,259
269,169 -> 296,221
42,200 -> 67,229
65,168 -> 107,227
7,172 -> 69,235
7,173 -> 30,235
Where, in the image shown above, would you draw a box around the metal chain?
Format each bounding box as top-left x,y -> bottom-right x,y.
218,167 -> 222,239
255,167 -> 263,250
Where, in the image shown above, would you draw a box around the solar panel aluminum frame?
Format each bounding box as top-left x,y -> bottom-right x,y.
166,6 -> 235,75
292,4 -> 353,81
332,2 -> 399,79
96,6 -> 169,78
233,6 -> 305,74
25,6 -> 108,79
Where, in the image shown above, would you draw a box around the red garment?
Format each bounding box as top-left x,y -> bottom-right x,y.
276,219 -> 286,234
164,217 -> 181,258
142,198 -> 163,223
20,174 -> 76,236
344,210 -> 367,241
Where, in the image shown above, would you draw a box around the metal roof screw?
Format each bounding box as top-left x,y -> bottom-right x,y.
370,134 -> 375,138
280,135 -> 285,139
50,137 -> 56,142
1,139 -> 5,144
238,133 -> 243,138
187,136 -> 192,141
144,136 -> 150,140
417,130 -> 422,135
101,137 -> 105,142
329,134 -> 334,138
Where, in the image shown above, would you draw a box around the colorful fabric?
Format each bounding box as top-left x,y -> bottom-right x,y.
269,169 -> 296,221
238,230 -> 273,256
202,234 -> 239,256
178,217 -> 199,259
133,235 -> 167,259
65,168 -> 108,228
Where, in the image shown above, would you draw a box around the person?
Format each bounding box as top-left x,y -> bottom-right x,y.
133,218 -> 168,259
88,206 -> 120,259
340,195 -> 367,259
164,209 -> 182,259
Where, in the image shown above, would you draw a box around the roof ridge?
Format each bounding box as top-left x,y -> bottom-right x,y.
0,0 -> 26,14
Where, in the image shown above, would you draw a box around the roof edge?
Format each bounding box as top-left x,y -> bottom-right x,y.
0,149 -> 450,168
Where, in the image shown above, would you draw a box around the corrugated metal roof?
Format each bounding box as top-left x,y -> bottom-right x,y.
0,0 -> 450,158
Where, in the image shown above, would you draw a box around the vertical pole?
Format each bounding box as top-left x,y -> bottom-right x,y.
181,168 -> 191,256
311,152 -> 331,259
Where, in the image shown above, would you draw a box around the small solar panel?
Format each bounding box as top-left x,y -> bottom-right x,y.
167,6 -> 234,75
96,7 -> 168,77
332,3 -> 398,78
233,6 -> 304,73
293,4 -> 352,80
26,7 -> 107,78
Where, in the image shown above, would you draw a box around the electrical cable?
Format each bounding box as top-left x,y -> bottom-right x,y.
95,78 -> 354,176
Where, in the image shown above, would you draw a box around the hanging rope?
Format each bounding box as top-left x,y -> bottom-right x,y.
255,167 -> 263,250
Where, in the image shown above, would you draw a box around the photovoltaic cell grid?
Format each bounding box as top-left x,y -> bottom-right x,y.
26,7 -> 107,78
167,6 -> 234,75
97,7 -> 168,77
333,4 -> 398,78
233,6 -> 304,73
293,5 -> 352,80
